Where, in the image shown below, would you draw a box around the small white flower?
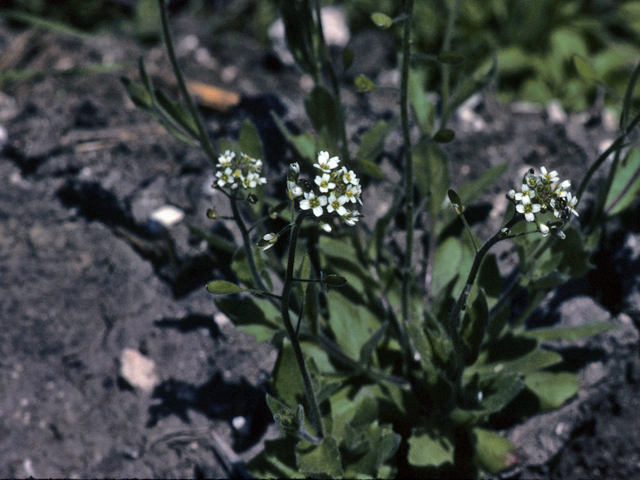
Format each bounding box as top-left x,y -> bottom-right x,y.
341,167 -> 358,185
260,233 -> 278,251
319,221 -> 332,232
507,189 -> 516,201
299,191 -> 327,217
290,162 -> 300,174
343,184 -> 359,204
540,166 -> 559,183
314,151 -> 340,172
566,192 -> 579,217
326,193 -> 347,216
341,210 -> 361,226
217,150 -> 235,167
537,221 -> 550,236
314,173 -> 336,193
515,184 -> 535,203
516,202 -> 541,222
553,179 -> 571,197
288,180 -> 303,199
242,172 -> 259,189
216,167 -> 233,187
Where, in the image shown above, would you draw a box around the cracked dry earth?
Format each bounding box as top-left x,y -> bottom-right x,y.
1,13 -> 640,479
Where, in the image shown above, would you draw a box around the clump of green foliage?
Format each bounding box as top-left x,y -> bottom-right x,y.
345,0 -> 640,110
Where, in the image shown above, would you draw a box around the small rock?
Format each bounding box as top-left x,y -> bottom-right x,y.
147,205 -> 185,234
119,348 -> 159,393
232,416 -> 250,437
546,100 -> 567,124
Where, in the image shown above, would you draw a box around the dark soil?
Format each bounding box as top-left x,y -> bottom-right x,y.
1,10 -> 639,479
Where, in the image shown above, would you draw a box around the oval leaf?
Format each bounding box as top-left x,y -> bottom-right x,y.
355,74 -> 377,92
437,51 -> 465,65
206,280 -> 244,295
433,129 -> 455,143
573,54 -> 595,80
370,12 -> 393,29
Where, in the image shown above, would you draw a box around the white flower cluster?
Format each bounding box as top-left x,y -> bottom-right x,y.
214,150 -> 267,190
507,166 -> 578,237
287,151 -> 362,230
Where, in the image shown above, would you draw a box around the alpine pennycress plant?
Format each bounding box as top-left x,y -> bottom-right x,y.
120,0 -> 640,477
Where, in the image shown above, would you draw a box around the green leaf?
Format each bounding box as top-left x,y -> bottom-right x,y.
413,142 -> 450,213
296,437 -> 343,477
573,55 -> 596,81
355,74 -> 377,92
524,371 -> 579,410
358,158 -> 385,179
273,340 -> 307,411
408,422 -> 455,467
247,437 -> 303,479
359,322 -> 388,367
445,57 -> 497,120
120,77 -> 153,110
409,69 -> 435,134
279,0 -> 322,77
327,291 -> 381,361
239,119 -> 265,160
322,274 -> 348,287
605,148 -> 640,217
154,89 -> 200,139
370,12 -> 394,29
437,52 -> 465,65
342,47 -> 354,70
431,237 -> 463,298
432,129 -> 455,143
473,428 -> 520,474
304,86 -> 341,153
460,288 -> 489,366
523,321 -> 617,342
215,295 -> 282,343
186,224 -> 237,254
356,119 -> 397,164
205,280 -> 244,295
458,162 -> 508,206
271,112 -> 316,164
343,422 -> 400,477
468,346 -> 563,377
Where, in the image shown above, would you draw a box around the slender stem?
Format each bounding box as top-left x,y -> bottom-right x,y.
157,0 -> 217,163
281,212 -> 324,438
230,193 -> 269,293
448,215 -> 521,332
313,0 -> 351,166
400,0 -> 415,361
439,0 -> 460,128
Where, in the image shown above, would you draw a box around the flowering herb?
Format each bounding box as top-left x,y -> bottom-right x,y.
508,166 -> 579,236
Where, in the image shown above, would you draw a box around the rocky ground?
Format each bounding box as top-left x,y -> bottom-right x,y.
1,10 -> 640,479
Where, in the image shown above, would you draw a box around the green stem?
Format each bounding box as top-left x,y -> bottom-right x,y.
230,193 -> 269,293
313,0 -> 351,166
281,212 -> 324,438
400,0 -> 415,365
157,0 -> 217,163
439,0 -> 461,128
448,214 -> 521,332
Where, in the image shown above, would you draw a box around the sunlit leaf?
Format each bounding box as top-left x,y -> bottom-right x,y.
408,422 -> 455,467
205,280 -> 244,294
524,371 -> 579,410
370,12 -> 393,29
474,428 -> 520,474
355,74 -> 377,92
